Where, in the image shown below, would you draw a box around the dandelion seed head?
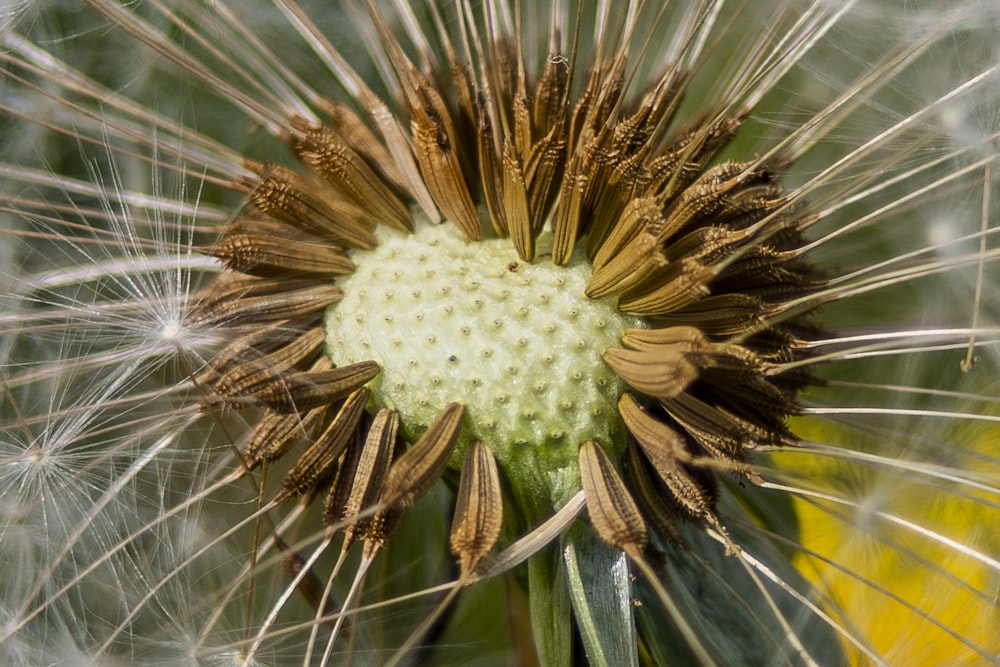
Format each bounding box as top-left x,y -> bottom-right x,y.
3,0 -> 1000,664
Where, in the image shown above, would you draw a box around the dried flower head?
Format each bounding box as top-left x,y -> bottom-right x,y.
2,1 -> 999,665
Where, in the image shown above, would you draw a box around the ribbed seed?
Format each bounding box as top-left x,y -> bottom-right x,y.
586,151 -> 644,252
213,327 -> 325,398
616,259 -> 712,316
618,394 -> 714,523
364,403 -> 465,546
244,164 -> 376,248
585,232 -> 667,298
578,440 -> 647,559
532,53 -> 569,139
209,316 -> 311,375
654,162 -> 743,236
477,110 -> 508,236
660,392 -> 767,485
318,100 -> 408,193
512,72 -> 532,160
697,351 -> 794,422
380,402 -> 465,509
325,408 -> 398,547
602,346 -> 698,400
648,116 -> 743,198
502,141 -> 533,261
291,119 -> 413,231
254,359 -> 379,414
210,218 -> 355,277
618,393 -> 691,465
450,441 -> 503,576
590,195 -> 662,273
411,85 -> 482,240
278,388 -> 370,500
193,275 -> 342,326
661,225 -> 742,265
524,127 -> 566,230
244,405 -> 329,468
551,166 -> 587,265
196,273 -> 311,309
654,294 -> 767,336
621,439 -> 683,544
620,325 -> 707,352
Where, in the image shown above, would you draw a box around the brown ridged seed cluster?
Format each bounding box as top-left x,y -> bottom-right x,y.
190,3 -> 818,590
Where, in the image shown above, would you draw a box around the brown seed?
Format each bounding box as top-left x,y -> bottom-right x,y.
244,405 -> 329,468
277,387 -> 370,500
291,119 -> 413,231
532,52 -> 569,139
602,346 -> 699,400
318,100 -> 408,194
444,57 -> 477,148
616,258 -> 712,316
244,164 -> 376,248
551,158 -> 588,265
565,59 -> 600,151
209,316 -> 313,375
653,293 -> 767,336
196,272 -> 307,309
512,80 -> 533,162
477,108 -> 508,237
661,225 -> 744,265
578,440 -> 647,559
325,408 -> 398,547
620,325 -> 707,353
618,393 -> 691,466
584,151 -> 645,259
364,403 -> 465,546
365,95 -> 442,222
254,359 -> 379,414
649,115 -> 744,198
621,439 -> 683,544
524,126 -> 566,232
449,440 -> 503,576
590,195 -> 662,273
695,350 -> 794,424
585,231 -> 668,299
193,275 -> 342,327
380,402 -> 465,510
618,394 -> 714,523
411,85 -> 482,240
661,392 -> 766,470
502,141 -> 534,261
213,327 -> 325,398
210,218 -> 355,277
486,36 -> 518,129
361,403 -> 465,550
653,162 -> 744,236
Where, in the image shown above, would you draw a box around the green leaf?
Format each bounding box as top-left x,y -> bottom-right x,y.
563,522 -> 639,667
528,544 -> 573,667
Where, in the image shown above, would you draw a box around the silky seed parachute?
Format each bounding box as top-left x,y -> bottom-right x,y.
2,1 -> 999,665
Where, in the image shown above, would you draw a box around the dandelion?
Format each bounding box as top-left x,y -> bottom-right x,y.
2,1 -> 999,665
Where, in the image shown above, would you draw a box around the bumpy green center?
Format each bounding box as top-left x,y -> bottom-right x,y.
325,222 -> 641,505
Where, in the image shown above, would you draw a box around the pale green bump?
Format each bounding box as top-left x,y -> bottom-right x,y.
325,221 -> 644,504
